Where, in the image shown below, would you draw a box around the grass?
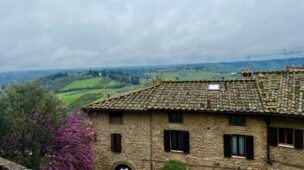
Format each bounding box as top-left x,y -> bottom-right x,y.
62,77 -> 102,90
57,91 -> 85,105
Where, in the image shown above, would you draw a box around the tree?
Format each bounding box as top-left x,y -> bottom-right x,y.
41,113 -> 94,170
0,82 -> 65,169
158,160 -> 187,170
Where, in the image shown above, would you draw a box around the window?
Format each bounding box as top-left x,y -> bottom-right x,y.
169,112 -> 183,123
231,135 -> 245,156
269,127 -> 303,149
171,130 -> 184,150
109,111 -> 123,124
208,84 -> 220,90
229,115 -> 245,126
279,128 -> 293,145
111,133 -> 122,152
164,130 -> 189,153
223,134 -> 254,160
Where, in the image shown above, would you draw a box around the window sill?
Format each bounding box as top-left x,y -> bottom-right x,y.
278,144 -> 294,148
231,155 -> 246,159
170,150 -> 184,153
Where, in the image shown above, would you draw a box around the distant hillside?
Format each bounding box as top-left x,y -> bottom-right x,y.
0,57 -> 303,87
33,70 -> 142,110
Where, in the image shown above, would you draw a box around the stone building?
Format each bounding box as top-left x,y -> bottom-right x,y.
83,67 -> 304,170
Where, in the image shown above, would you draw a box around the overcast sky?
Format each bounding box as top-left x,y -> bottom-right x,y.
0,0 -> 303,72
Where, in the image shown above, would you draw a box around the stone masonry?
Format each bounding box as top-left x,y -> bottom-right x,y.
90,111 -> 304,170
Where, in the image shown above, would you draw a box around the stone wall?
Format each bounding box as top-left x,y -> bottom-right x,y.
91,111 -> 151,170
90,111 -> 304,170
269,118 -> 304,170
0,157 -> 29,170
150,112 -> 268,170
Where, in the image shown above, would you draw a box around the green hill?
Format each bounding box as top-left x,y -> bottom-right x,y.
62,77 -> 102,90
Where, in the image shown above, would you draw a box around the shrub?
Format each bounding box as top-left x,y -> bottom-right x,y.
158,160 -> 187,170
40,113 -> 95,170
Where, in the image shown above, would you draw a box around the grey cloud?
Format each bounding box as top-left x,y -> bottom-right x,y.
0,0 -> 303,72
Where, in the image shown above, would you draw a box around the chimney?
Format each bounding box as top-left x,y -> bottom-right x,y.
241,69 -> 253,80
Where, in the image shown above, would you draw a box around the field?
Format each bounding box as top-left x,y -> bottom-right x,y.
62,77 -> 102,90
56,76 -> 141,109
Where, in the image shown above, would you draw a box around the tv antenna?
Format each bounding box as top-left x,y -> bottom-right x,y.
278,48 -> 302,67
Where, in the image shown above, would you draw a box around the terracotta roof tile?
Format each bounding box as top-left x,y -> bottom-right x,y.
254,69 -> 304,115
84,80 -> 264,113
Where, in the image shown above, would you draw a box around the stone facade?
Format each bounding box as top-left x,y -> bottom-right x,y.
89,111 -> 304,170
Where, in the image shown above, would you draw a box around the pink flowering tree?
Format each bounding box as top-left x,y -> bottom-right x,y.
41,113 -> 95,170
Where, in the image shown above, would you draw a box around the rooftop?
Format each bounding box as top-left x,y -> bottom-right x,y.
84,67 -> 304,117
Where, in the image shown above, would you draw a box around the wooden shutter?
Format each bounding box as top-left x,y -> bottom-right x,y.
295,129 -> 303,149
269,127 -> 278,146
111,134 -> 115,152
223,134 -> 231,157
111,133 -> 121,152
164,130 -> 171,152
246,136 -> 254,160
183,131 -> 190,153
116,134 -> 122,152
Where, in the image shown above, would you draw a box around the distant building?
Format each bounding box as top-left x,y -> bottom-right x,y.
83,67 -> 304,170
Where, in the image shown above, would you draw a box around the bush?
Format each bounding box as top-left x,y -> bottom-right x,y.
158,160 -> 187,170
0,82 -> 65,169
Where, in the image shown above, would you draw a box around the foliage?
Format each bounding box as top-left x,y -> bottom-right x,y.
40,113 -> 94,170
158,160 -> 187,170
0,82 -> 65,169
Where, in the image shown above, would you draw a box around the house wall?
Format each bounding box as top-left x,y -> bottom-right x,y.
91,111 -> 151,170
150,112 -> 268,170
90,111 -> 304,170
269,118 -> 304,170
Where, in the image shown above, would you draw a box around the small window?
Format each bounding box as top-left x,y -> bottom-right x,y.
279,128 -> 293,145
169,112 -> 183,123
171,130 -> 184,151
109,111 -> 123,124
111,133 -> 122,153
208,84 -> 220,90
223,134 -> 254,159
229,115 -> 245,126
164,130 -> 190,153
231,135 -> 245,156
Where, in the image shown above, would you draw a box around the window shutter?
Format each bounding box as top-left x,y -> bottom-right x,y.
111,134 -> 115,152
183,131 -> 190,153
269,127 -> 278,146
116,134 -> 122,152
246,136 -> 254,160
295,129 -> 303,149
111,133 -> 121,152
164,130 -> 171,152
223,134 -> 231,157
